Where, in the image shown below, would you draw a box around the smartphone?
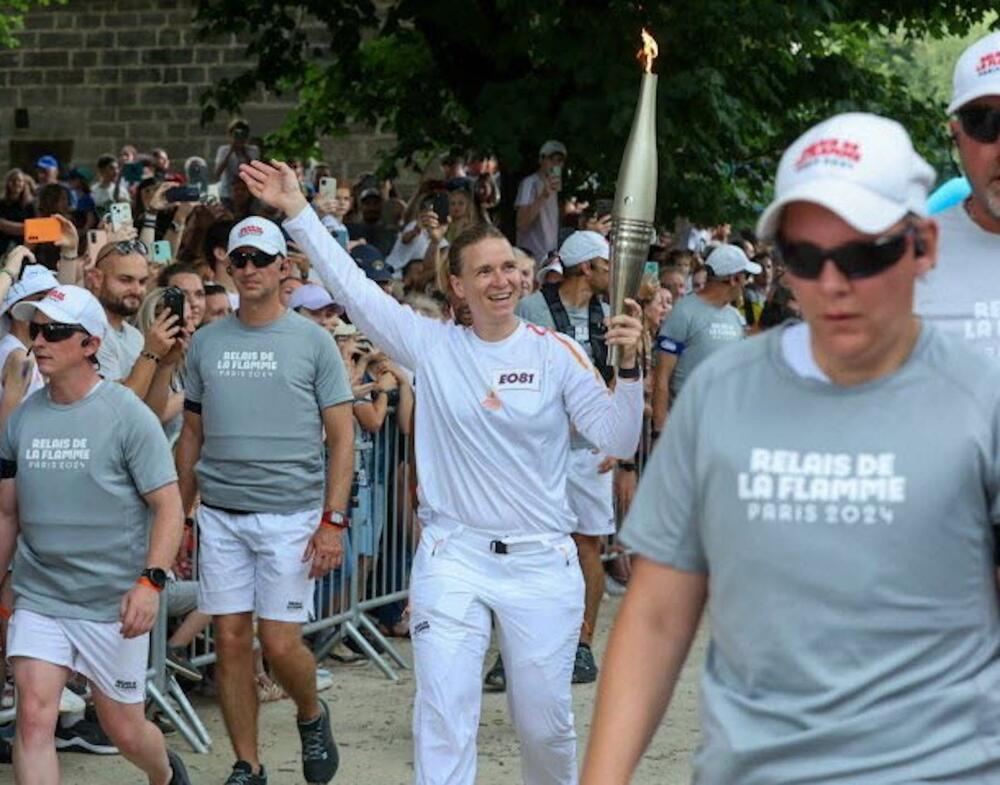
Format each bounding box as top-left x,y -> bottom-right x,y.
109,202 -> 132,231
595,198 -> 613,218
334,228 -> 349,250
23,217 -> 62,244
151,240 -> 172,263
550,165 -> 562,179
86,229 -> 108,266
162,286 -> 186,326
319,177 -> 338,199
122,161 -> 145,183
423,193 -> 449,222
165,186 -> 200,203
644,261 -> 660,277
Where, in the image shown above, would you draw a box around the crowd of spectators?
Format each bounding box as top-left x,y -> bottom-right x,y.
0,118 -> 799,764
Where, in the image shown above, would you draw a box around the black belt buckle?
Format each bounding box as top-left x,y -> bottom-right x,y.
490,540 -> 508,555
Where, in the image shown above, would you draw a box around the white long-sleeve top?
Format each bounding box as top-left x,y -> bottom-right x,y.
284,207 -> 643,536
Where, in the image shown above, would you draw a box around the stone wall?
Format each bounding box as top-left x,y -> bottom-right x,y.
0,0 -> 394,182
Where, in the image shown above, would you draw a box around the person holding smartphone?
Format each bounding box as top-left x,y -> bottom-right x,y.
515,140 -> 567,263
241,159 -> 643,785
214,119 -> 260,202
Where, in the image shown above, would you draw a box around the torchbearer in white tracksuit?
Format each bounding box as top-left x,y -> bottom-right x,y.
240,160 -> 645,785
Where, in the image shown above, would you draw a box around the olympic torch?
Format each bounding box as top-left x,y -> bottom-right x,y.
609,29 -> 659,368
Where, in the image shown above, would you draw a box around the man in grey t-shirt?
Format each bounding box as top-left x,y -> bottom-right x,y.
582,114 -> 1000,784
516,229 -> 615,685
915,32 -> 1000,357
0,285 -> 190,785
88,240 -> 182,418
177,215 -> 353,785
651,244 -> 755,435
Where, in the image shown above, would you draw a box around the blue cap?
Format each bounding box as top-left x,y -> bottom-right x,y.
36,155 -> 59,171
352,245 -> 394,282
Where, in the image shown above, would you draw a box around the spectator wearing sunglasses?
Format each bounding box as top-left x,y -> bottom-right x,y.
0,284 -> 191,785
651,244 -> 757,437
583,112 -> 1000,785
916,31 -> 1000,358
176,215 -> 353,785
86,240 -> 183,418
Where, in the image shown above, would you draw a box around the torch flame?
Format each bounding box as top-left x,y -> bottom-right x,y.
637,28 -> 659,73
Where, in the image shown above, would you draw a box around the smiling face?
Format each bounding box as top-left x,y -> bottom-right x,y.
95,252 -> 149,318
449,237 -> 521,330
780,201 -> 936,369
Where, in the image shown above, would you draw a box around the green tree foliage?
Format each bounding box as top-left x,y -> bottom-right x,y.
0,0 -> 65,49
195,0 -> 998,225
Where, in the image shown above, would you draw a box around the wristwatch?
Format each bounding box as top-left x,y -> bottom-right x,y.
618,461 -> 637,472
321,509 -> 350,529
139,567 -> 168,592
618,365 -> 641,380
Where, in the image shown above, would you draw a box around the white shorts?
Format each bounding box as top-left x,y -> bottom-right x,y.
6,609 -> 148,704
197,505 -> 321,623
567,447 -> 615,537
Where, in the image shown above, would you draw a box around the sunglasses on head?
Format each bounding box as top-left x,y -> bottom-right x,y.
229,249 -> 279,269
29,322 -> 90,343
95,240 -> 148,265
774,226 -> 916,281
957,105 -> 1000,145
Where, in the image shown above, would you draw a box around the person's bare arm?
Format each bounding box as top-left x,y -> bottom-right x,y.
652,353 -> 677,433
581,557 -> 707,785
0,219 -> 23,236
516,178 -> 553,234
119,481 -> 184,639
175,410 -> 203,517
0,480 -> 18,581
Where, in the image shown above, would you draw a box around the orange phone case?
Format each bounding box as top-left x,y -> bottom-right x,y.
24,217 -> 62,244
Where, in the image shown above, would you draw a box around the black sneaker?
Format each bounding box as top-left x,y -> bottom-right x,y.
298,699 -> 339,784
167,748 -> 192,785
167,646 -> 204,683
572,643 -> 598,684
225,760 -> 267,784
54,719 -> 119,754
483,654 -> 506,692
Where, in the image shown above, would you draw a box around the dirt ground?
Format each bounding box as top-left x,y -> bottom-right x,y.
58,596 -> 705,784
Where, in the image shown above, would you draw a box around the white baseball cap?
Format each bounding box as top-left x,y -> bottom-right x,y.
289,283 -> 341,312
227,216 -> 288,257
558,231 -> 609,267
536,258 -> 564,282
948,31 -> 1000,114
756,112 -> 935,241
539,140 -> 567,159
1,265 -> 59,318
12,284 -> 108,339
705,245 -> 761,278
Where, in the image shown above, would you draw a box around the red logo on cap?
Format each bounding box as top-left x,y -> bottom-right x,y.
794,138 -> 862,171
47,290 -> 66,301
977,51 -> 1000,76
239,225 -> 263,237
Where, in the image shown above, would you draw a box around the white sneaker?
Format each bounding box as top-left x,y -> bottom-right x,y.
58,687 -> 86,715
316,668 -> 333,693
605,574 -> 627,597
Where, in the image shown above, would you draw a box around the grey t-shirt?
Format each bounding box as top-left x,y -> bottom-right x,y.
184,311 -> 352,513
656,293 -> 744,396
97,319 -> 144,382
515,173 -> 559,263
915,202 -> 1000,359
0,382 -> 177,622
622,324 -> 1000,783
516,288 -> 610,450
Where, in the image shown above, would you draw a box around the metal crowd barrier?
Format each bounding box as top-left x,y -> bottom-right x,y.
146,409 -> 651,754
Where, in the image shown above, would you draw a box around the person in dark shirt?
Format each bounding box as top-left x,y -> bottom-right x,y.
0,169 -> 36,256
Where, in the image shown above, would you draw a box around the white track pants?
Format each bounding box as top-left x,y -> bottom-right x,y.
410,524 -> 585,785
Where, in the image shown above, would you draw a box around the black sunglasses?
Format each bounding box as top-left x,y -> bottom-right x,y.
957,105 -> 1000,145
29,322 -> 90,343
95,239 -> 149,265
229,249 -> 279,269
775,227 -> 913,281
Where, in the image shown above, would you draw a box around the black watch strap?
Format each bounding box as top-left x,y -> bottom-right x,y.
140,567 -> 168,590
618,365 -> 641,379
